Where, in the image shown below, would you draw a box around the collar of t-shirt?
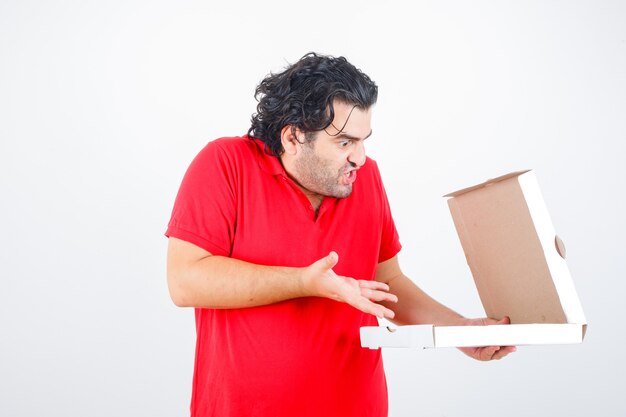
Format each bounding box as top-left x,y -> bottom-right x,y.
247,135 -> 291,178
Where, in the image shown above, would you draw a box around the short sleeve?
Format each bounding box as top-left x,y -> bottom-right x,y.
165,139 -> 238,256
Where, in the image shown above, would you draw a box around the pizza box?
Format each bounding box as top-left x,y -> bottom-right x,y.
361,170 -> 587,349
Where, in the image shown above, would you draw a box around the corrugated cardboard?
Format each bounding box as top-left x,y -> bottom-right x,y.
361,170 -> 587,349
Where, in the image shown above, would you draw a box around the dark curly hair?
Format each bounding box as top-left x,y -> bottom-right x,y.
248,52 -> 378,156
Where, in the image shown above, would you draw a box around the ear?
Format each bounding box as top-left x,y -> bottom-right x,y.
280,125 -> 301,155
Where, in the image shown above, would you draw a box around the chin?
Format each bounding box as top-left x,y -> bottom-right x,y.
332,185 -> 353,199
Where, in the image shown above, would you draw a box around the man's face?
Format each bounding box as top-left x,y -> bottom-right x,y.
290,101 -> 372,200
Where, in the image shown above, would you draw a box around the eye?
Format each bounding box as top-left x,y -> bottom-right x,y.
339,140 -> 351,147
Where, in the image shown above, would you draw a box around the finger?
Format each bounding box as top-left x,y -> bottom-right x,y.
360,288 -> 398,303
492,346 -> 517,360
358,280 -> 390,292
325,251 -> 338,269
313,251 -> 338,273
483,316 -> 511,325
479,346 -> 500,361
375,304 -> 396,319
348,295 -> 396,319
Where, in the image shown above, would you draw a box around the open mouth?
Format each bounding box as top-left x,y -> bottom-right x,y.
343,169 -> 358,185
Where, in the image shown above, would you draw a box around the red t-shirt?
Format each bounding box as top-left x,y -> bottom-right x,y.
166,136 -> 401,417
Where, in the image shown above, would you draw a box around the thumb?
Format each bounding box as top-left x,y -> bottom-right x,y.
323,251 -> 339,270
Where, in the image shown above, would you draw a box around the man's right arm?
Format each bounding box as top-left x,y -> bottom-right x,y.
166,237 -> 397,318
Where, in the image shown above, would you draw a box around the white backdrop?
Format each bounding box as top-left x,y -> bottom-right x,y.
1,1 -> 624,416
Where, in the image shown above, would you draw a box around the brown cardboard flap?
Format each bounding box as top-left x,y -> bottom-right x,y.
445,170 -> 586,326
444,170 -> 531,198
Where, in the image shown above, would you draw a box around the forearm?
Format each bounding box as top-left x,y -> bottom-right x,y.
168,254 -> 304,309
168,238 -> 396,317
381,274 -> 465,326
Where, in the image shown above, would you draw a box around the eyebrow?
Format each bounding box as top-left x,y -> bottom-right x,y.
334,130 -> 373,141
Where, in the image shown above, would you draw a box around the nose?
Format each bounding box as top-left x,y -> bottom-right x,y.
348,141 -> 366,168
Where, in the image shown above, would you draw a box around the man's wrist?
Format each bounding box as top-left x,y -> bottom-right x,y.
293,266 -> 309,298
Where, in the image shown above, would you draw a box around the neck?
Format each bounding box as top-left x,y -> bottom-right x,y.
303,191 -> 324,213
280,152 -> 325,213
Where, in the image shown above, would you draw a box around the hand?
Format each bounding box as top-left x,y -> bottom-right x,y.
301,251 -> 398,319
458,316 -> 517,361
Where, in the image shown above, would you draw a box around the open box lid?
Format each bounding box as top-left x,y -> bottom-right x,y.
445,169 -> 586,328
361,170 -> 587,349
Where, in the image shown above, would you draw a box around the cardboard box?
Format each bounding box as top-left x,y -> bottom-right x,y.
361,170 -> 587,349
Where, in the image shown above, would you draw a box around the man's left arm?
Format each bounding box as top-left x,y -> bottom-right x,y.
375,255 -> 516,361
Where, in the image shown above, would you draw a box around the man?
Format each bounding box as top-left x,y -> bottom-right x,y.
165,53 -> 515,417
